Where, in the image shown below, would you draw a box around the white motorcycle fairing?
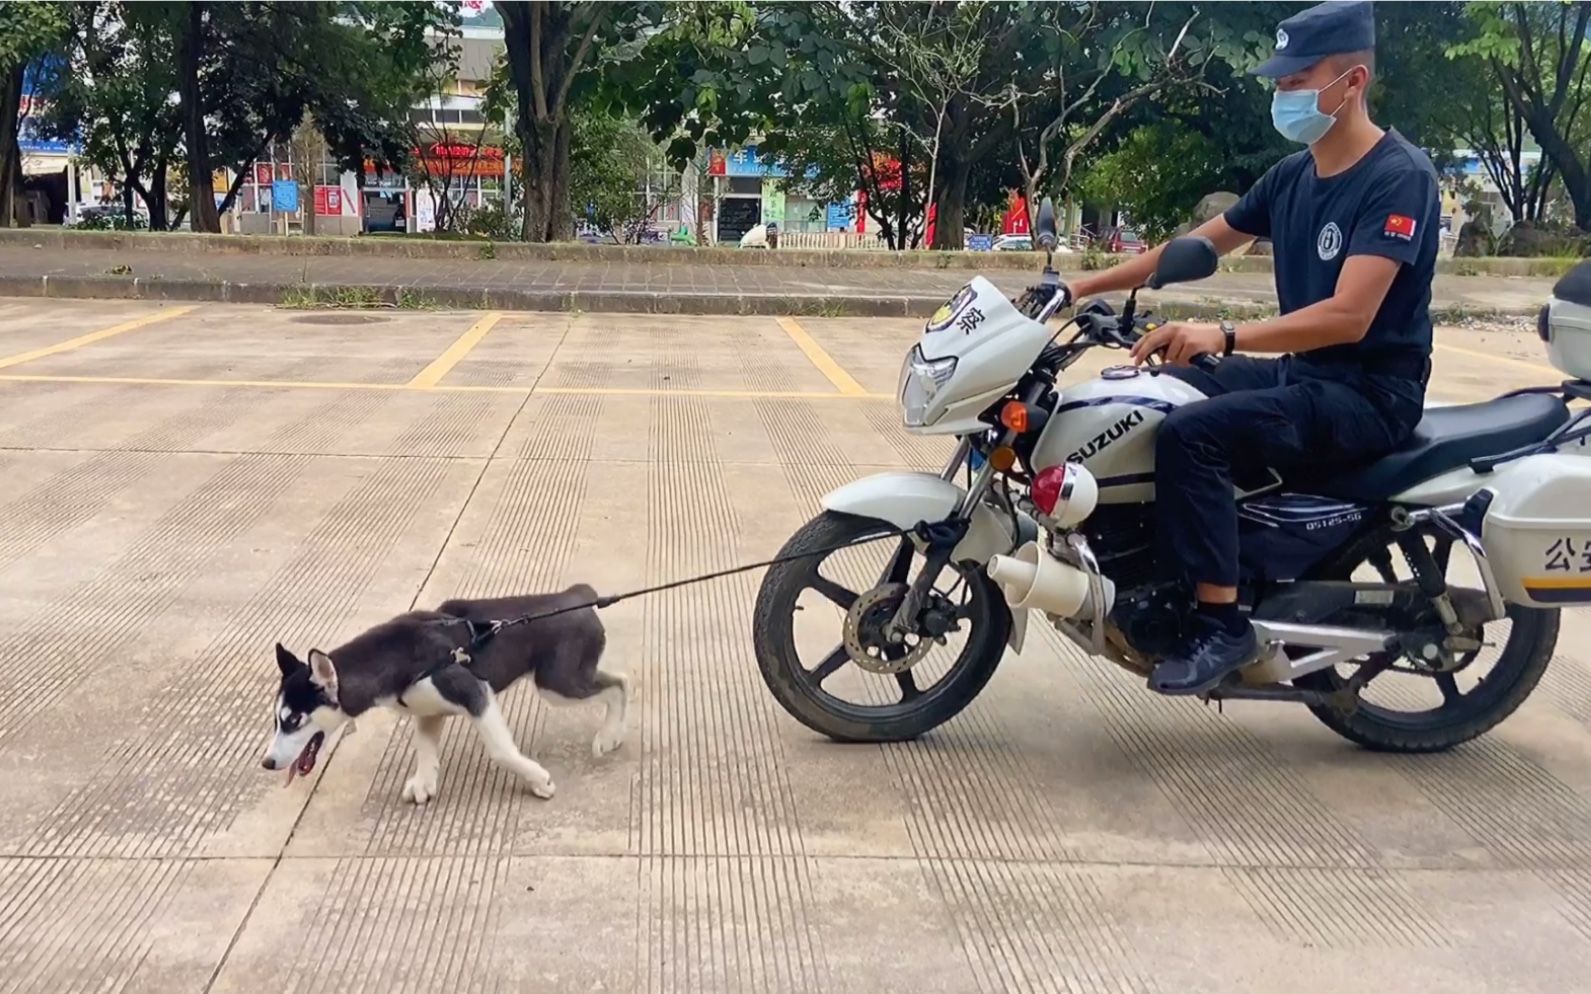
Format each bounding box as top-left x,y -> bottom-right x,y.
820,471 -> 1034,653
900,276 -> 1056,435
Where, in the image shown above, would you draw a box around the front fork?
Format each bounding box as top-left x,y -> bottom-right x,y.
884,434 -> 995,640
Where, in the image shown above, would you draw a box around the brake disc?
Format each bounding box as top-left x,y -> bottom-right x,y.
843,582 -> 936,675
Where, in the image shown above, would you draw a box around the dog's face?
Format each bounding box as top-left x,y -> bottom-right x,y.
262,643 -> 347,784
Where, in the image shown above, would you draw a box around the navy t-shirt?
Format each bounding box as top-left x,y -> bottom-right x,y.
1224,128 -> 1441,372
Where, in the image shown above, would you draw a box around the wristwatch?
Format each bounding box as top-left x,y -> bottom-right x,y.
1219,320 -> 1237,356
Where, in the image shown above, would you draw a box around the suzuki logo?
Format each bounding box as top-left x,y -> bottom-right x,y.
1067,409 -> 1144,463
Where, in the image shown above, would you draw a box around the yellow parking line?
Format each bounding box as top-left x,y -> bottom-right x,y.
0,372 -> 895,401
0,305 -> 198,370
1433,340 -> 1560,378
0,373 -> 428,391
535,385 -> 894,400
776,316 -> 869,396
407,311 -> 503,388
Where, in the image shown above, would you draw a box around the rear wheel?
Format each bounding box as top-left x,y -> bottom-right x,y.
752,510 -> 1012,743
1293,524 -> 1558,753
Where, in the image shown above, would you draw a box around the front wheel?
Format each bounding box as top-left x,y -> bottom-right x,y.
752,510 -> 1012,743
1293,524 -> 1559,753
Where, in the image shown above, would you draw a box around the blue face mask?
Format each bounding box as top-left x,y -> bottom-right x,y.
1270,68 -> 1355,145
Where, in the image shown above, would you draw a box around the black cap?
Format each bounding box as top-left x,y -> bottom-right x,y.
1251,0 -> 1375,78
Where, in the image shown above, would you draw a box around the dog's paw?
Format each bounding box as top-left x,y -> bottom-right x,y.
527,772 -> 556,800
591,724 -> 626,758
402,772 -> 439,805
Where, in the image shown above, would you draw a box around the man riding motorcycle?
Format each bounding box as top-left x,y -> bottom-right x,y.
1062,0 -> 1442,696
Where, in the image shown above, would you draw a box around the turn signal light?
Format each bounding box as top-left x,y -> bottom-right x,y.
990,446 -> 1017,471
1000,401 -> 1029,433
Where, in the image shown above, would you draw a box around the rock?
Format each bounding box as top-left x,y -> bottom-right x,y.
1497,220 -> 1591,258
1454,220 -> 1493,257
1192,192 -> 1238,222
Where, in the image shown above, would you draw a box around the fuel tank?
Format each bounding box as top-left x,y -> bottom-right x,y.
1028,365 -> 1209,504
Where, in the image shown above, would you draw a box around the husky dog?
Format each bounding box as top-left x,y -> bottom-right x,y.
262,585 -> 631,804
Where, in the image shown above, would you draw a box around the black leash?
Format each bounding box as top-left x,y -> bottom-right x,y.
405,518 -> 967,692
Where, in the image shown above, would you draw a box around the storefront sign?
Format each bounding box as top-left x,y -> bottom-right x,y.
417,158 -> 507,178
760,186 -> 786,224
719,145 -> 788,178
315,185 -> 343,216
418,142 -> 504,161
271,179 -> 299,214
707,150 -> 727,176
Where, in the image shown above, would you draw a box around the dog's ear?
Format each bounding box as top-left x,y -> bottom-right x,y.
307,649 -> 339,699
275,642 -> 301,677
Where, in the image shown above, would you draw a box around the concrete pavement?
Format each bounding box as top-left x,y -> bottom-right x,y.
0,296 -> 1588,993
0,243 -> 1564,318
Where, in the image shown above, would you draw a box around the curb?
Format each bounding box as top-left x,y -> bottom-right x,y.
0,274 -> 1539,322
0,228 -> 1574,278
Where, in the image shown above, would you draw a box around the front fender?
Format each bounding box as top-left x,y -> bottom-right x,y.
821,470 -> 1032,653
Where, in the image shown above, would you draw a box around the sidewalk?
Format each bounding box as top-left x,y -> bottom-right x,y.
0,243 -> 1561,318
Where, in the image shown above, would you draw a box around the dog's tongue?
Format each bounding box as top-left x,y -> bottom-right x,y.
284,763 -> 298,787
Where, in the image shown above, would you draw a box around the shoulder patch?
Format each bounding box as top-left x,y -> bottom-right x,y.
1383,214 -> 1417,241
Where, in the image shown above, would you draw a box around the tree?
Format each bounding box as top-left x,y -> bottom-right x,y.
0,0 -> 70,226
160,0 -> 453,233
1449,1 -> 1591,230
36,2 -> 186,228
989,2 -> 1207,238
877,2 -> 986,247
568,106 -> 673,243
496,1 -> 668,242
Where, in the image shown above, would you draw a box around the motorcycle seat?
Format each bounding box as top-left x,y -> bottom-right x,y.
1307,393 -> 1571,502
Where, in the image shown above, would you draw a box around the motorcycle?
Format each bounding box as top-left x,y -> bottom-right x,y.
752,196 -> 1591,751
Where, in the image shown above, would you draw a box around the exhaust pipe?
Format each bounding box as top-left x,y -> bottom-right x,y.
986,541 -> 1114,618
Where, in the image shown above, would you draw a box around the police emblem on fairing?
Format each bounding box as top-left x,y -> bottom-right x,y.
926,283 -> 976,333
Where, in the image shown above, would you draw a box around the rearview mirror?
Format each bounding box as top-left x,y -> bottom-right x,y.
1146,235 -> 1218,290
1036,197 -> 1057,250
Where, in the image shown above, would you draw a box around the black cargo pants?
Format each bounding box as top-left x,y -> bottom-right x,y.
1154,353 -> 1428,590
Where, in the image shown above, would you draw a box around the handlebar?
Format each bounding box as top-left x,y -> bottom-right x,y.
1024,286 -> 1221,374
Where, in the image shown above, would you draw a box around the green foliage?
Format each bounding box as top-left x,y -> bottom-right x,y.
1446,1 -> 1590,231
35,3 -> 183,226
568,106 -> 664,242
1075,122 -> 1226,241
0,1 -> 70,71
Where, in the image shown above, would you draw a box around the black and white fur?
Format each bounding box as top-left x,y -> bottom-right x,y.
262,585 -> 631,804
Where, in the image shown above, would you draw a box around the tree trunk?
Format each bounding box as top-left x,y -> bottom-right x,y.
147,161 -> 170,231
931,155 -> 969,250
0,65 -> 21,228
549,117 -> 572,241
180,2 -> 221,234
500,1 -> 582,243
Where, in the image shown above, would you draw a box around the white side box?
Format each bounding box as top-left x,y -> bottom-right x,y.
1480,453 -> 1591,607
1545,292 -> 1591,381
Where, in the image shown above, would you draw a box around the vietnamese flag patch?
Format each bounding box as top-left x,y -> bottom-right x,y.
1384,213 -> 1417,240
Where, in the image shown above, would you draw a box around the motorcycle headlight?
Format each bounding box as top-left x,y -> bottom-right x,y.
899,345 -> 957,427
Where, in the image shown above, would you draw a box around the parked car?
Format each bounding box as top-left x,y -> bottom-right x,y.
1107,226 -> 1146,254
69,204 -> 149,230
991,233 -> 1073,253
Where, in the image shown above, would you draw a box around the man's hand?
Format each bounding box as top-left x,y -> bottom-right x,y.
1131,321 -> 1225,367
